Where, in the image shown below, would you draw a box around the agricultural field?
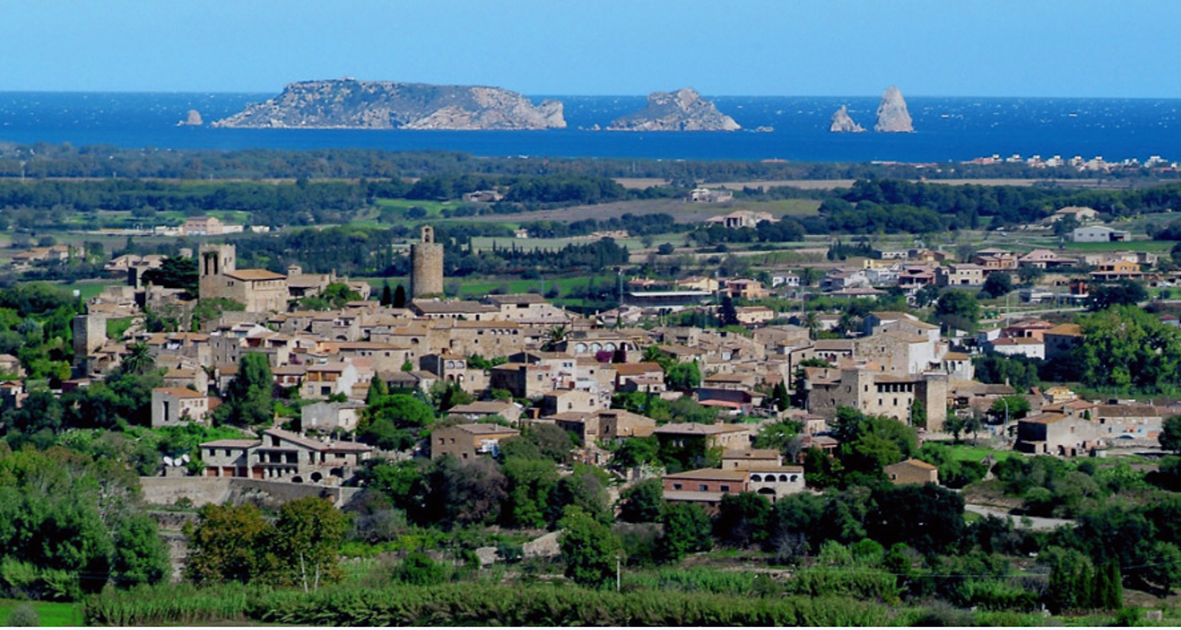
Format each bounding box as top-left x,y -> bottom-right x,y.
465,198 -> 821,225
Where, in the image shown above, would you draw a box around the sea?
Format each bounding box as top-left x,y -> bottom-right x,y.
1,91 -> 1180,164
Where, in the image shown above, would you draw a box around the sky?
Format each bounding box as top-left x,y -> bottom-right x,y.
3,0 -> 1180,97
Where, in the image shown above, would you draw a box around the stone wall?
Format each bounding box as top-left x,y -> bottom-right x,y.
139,476 -> 362,510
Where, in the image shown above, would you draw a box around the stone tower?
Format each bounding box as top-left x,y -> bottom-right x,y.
918,371 -> 949,432
410,226 -> 444,297
72,313 -> 107,376
198,243 -> 236,300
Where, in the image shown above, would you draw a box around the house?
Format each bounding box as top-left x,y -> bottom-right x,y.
1018,250 -> 1078,270
1043,323 -> 1084,361
150,387 -> 210,428
735,306 -> 775,326
182,216 -> 224,236
690,188 -> 735,204
447,400 -> 524,425
540,389 -> 602,416
301,401 -> 365,433
1091,260 -> 1143,281
431,423 -> 521,460
984,337 -> 1046,360
662,466 -> 805,511
1050,206 -> 1100,223
884,459 -> 939,485
653,423 -> 752,451
203,429 -> 373,482
1014,413 -> 1103,457
772,273 -> 800,288
549,409 -> 656,446
725,279 -> 769,300
302,360 -> 365,400
938,264 -> 987,288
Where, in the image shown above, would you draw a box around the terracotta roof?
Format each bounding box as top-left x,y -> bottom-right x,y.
224,269 -> 286,281
201,439 -> 259,449
889,458 -> 938,471
1045,323 -> 1083,337
664,468 -> 749,482
153,387 -> 206,399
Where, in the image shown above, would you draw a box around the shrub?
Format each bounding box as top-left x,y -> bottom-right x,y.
393,553 -> 450,586
6,603 -> 39,627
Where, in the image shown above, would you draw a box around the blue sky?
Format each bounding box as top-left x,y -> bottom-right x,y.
3,0 -> 1179,97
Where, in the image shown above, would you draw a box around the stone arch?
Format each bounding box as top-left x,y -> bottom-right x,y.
310,471 -> 323,483
750,474 -> 763,482
291,476 -> 304,484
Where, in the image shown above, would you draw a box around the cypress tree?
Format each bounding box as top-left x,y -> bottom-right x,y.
380,280 -> 393,306
393,284 -> 407,308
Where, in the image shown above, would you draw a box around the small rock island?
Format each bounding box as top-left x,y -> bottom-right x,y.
212,79 -> 566,130
874,86 -> 914,133
829,105 -> 865,132
177,109 -> 203,126
608,88 -> 740,131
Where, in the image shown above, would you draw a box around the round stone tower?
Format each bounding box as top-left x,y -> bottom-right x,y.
410,225 -> 444,297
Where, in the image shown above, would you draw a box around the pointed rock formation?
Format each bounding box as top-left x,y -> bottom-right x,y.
608,88 -> 740,131
829,105 -> 865,132
874,86 -> 914,132
178,109 -> 203,126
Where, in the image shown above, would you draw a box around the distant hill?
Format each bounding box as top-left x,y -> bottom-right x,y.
212,79 -> 566,130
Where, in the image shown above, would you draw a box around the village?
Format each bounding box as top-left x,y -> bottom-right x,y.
10,201 -> 1162,516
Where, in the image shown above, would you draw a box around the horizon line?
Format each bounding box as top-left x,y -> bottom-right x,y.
0,88 -> 1178,101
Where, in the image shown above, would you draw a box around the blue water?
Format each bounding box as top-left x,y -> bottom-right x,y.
0,91 -> 1179,163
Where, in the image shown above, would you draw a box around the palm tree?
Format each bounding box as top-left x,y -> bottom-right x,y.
120,341 -> 155,375
802,312 -> 820,340
542,324 -> 568,351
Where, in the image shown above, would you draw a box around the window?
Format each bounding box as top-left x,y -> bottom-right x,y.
698,484 -> 708,491
720,485 -> 730,492
673,483 -> 682,490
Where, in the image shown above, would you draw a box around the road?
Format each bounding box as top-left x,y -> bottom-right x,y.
965,503 -> 1074,531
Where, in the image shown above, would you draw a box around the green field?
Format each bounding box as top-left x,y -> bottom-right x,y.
941,444 -> 1021,464
1061,239 -> 1171,252
56,279 -> 118,300
0,599 -> 83,627
471,233 -> 689,253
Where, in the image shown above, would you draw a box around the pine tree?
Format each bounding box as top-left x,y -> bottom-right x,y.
772,381 -> 790,411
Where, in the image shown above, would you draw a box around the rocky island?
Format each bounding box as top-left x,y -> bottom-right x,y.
829,105 -> 865,132
212,79 -> 566,130
608,88 -> 740,131
177,109 -> 203,126
874,86 -> 914,132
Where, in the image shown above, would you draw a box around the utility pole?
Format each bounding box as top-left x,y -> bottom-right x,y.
616,554 -> 622,593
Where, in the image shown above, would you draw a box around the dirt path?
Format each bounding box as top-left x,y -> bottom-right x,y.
965,503 -> 1074,531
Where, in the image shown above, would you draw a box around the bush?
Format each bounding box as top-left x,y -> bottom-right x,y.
393,553 -> 450,586
6,603 -> 39,627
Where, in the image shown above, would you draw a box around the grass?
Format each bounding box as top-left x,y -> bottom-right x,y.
1061,239 -> 1171,252
55,279 -> 117,300
0,599 -> 83,627
939,443 -> 1022,464
471,233 -> 688,253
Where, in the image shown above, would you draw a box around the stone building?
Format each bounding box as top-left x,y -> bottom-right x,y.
199,244 -> 288,313
150,387 -> 210,428
805,366 -> 949,431
431,423 -> 520,460
411,225 -> 444,297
